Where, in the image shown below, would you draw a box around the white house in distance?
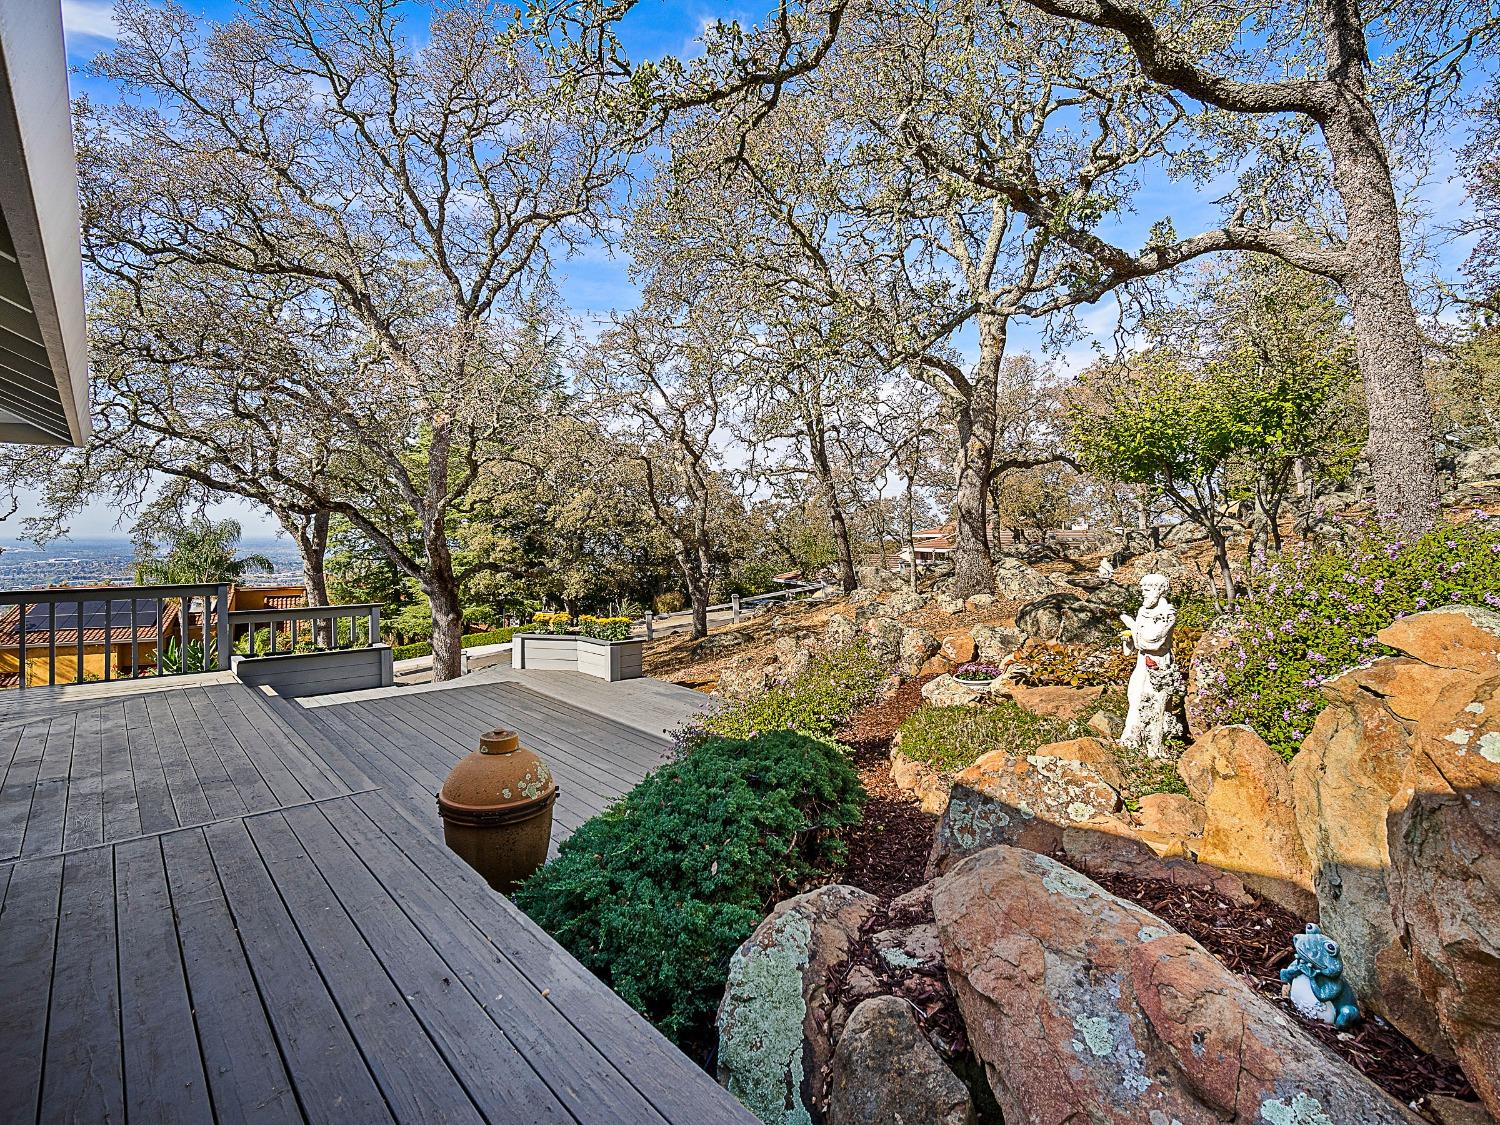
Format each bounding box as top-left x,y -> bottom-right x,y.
0,0 -> 90,446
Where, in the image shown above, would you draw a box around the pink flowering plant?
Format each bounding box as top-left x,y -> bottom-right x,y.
1192,516 -> 1500,759
953,661 -> 1004,683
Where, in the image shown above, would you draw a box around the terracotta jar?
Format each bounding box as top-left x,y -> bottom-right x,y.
436,728 -> 557,893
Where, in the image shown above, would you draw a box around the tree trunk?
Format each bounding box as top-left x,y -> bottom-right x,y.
1317,16 -> 1439,532
805,407 -> 859,593
273,507 -> 332,644
687,570 -> 710,639
951,317 -> 1004,597
426,575 -> 464,682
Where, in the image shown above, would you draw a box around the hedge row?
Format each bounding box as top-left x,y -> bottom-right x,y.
391,626 -> 521,661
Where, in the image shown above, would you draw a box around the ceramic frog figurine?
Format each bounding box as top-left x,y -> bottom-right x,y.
1279,923 -> 1361,1029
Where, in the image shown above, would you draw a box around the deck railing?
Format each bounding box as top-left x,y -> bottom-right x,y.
0,583 -> 231,689
1,586 -> 385,689
229,603 -> 382,656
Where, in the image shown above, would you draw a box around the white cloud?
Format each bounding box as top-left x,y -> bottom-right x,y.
61,0 -> 118,43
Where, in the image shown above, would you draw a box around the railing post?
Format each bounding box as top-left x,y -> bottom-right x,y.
215,585 -> 231,670
732,594 -> 740,623
644,611 -> 654,640
368,605 -> 381,647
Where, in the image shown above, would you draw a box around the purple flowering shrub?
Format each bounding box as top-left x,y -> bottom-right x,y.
1192,516 -> 1500,759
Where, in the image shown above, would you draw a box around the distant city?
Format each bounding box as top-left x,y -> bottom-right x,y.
0,538 -> 305,590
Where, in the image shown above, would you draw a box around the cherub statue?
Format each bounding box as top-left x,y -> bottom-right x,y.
1119,573 -> 1180,758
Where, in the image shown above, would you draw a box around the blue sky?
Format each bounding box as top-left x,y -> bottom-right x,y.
17,0 -> 1484,543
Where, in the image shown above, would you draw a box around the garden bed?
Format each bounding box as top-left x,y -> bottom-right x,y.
824,675 -> 1477,1119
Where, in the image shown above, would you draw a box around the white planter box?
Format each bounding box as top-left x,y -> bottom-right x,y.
510,633 -> 643,682
232,644 -> 394,697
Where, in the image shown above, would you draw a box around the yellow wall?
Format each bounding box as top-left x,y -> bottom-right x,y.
0,643 -> 159,687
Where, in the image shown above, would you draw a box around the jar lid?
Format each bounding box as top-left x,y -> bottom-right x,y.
480,729 -> 519,755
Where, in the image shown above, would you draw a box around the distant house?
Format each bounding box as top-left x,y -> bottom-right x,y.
900,525 -> 957,567
0,591 -> 182,686
223,584 -> 307,644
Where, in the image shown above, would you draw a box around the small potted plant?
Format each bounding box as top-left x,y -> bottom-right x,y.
952,661 -> 1004,689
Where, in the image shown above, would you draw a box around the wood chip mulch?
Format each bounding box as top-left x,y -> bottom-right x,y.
833,676 -> 938,902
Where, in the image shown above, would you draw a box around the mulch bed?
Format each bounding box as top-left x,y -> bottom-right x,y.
824,681 -> 1478,1119
833,676 -> 937,902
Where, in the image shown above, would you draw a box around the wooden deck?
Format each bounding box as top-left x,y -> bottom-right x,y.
0,671 -> 750,1125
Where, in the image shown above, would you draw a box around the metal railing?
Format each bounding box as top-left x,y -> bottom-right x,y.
229,604 -> 382,656
0,583 -> 231,689
641,581 -> 825,640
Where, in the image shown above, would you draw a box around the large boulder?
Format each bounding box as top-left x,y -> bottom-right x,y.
1058,825 -> 1253,903
1178,725 -> 1317,918
928,738 -> 1125,876
1291,606 -> 1500,1116
938,629 -> 976,665
1015,591 -> 1120,645
1183,616 -> 1236,738
887,590 -> 925,617
1380,609 -> 1500,1112
718,657 -> 775,701
1000,682 -> 1108,722
920,674 -> 985,709
899,627 -> 939,675
856,565 -> 905,593
826,997 -> 974,1125
890,745 -> 955,815
970,623 -> 1021,662
822,613 -> 858,648
1136,792 -> 1206,841
717,885 -> 880,1125
932,846 -> 1422,1125
992,556 -> 1058,601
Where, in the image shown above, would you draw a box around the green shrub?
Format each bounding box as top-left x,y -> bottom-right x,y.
653,591 -> 686,614
391,626 -> 521,661
895,700 -> 1091,774
514,730 -> 864,1044
1192,517 -> 1500,758
695,645 -> 885,742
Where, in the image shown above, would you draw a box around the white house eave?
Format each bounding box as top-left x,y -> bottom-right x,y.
0,1 -> 89,447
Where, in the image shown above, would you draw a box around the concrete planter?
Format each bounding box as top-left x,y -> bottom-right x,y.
232,644 -> 394,698
510,633 -> 643,682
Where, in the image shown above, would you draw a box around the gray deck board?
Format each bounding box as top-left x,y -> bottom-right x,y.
21,711 -> 74,857
161,828 -> 302,1125
41,847 -> 125,1124
0,854 -> 62,1124
0,721 -> 47,859
0,672 -> 754,1125
61,704 -> 103,850
205,816 -> 397,1124
100,701 -> 143,842
243,813 -> 487,1124
116,835 -> 215,1125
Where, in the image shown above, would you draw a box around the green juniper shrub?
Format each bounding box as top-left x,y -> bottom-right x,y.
894,700 -> 1091,775
693,644 -> 885,743
513,730 -> 864,1045
1192,516 -> 1500,759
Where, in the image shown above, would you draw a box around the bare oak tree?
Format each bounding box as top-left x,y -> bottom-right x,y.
78,0 -> 624,678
